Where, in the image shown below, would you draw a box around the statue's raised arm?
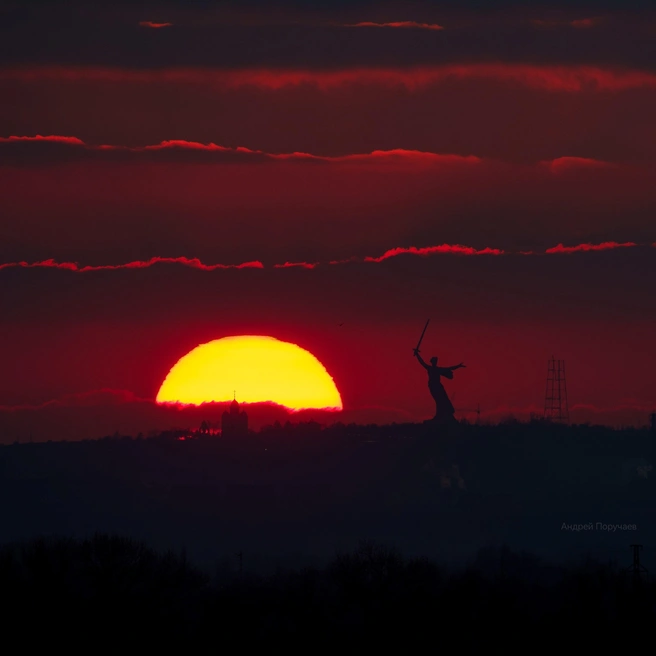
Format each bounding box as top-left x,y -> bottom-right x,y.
413,348 -> 429,370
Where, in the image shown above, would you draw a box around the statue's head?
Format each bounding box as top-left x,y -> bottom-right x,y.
430,356 -> 438,366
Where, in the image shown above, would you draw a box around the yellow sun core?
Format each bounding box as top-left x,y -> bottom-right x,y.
156,335 -> 343,411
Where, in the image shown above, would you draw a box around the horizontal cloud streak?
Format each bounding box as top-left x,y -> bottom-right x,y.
138,22 -> 173,29
570,18 -> 599,28
0,136 -> 483,167
0,136 -> 630,173
273,262 -> 319,269
3,393 -> 649,428
0,135 -> 84,145
545,241 -> 637,253
364,244 -> 505,262
346,21 -> 444,30
531,18 -> 601,29
543,156 -> 616,172
0,257 -> 264,272
328,258 -> 360,265
1,243 -> 648,275
4,64 -> 656,92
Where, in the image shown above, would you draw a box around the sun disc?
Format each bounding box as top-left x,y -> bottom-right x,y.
156,335 -> 342,411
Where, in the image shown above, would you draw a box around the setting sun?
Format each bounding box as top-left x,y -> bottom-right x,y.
156,335 -> 343,411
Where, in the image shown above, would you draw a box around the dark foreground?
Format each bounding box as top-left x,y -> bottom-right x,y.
2,533 -> 654,649
2,420 -> 655,572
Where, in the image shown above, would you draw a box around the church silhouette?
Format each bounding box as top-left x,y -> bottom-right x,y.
222,393 -> 248,438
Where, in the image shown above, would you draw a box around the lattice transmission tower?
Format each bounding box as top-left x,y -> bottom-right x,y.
544,356 -> 569,423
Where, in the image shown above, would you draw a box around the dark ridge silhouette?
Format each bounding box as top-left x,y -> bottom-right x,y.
1,535 -> 654,648
1,419 -> 655,578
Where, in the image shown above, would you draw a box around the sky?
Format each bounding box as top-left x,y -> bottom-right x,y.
1,0 -> 655,441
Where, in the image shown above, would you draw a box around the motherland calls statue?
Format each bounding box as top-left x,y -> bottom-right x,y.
413,319 -> 465,424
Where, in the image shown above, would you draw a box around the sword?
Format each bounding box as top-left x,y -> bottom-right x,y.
414,319 -> 430,354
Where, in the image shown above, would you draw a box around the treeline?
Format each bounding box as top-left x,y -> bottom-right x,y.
1,534 -> 654,648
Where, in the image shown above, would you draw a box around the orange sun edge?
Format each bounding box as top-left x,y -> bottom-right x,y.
155,399 -> 343,412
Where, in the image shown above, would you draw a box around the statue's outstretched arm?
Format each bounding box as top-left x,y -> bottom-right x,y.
447,362 -> 466,370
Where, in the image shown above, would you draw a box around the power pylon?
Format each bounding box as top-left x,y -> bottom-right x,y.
544,356 -> 569,423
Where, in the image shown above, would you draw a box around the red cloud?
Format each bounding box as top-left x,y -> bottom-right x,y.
138,21 -> 172,28
328,150 -> 480,165
328,257 -> 360,265
97,140 -> 247,155
570,18 -> 598,28
347,21 -> 444,30
118,140 -> 236,153
364,244 -> 504,262
545,241 -> 637,254
2,244 -> 651,275
273,262 -> 319,269
0,135 -> 483,167
531,17 -> 600,29
0,257 -> 264,272
4,64 -> 656,93
0,134 -> 84,145
133,143 -> 479,165
543,156 -> 615,172
0,259 -> 79,272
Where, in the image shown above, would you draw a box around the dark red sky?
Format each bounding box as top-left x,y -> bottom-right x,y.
1,0 -> 655,441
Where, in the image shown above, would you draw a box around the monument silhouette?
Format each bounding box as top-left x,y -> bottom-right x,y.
413,320 -> 465,423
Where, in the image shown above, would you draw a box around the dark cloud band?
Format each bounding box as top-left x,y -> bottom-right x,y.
0,242 -> 647,274
3,64 -> 656,91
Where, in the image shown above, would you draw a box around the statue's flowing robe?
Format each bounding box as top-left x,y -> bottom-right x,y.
427,367 -> 456,419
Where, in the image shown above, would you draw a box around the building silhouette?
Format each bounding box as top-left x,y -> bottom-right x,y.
222,394 -> 248,438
